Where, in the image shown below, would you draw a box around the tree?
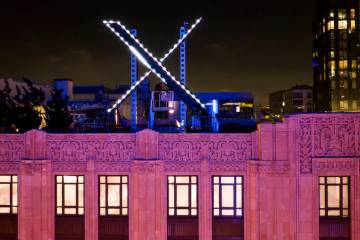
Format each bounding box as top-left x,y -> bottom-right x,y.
45,88 -> 73,131
0,79 -> 16,131
12,78 -> 45,132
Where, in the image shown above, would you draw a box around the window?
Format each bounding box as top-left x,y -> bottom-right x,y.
350,20 -> 356,30
56,176 -> 84,215
320,177 -> 349,217
327,20 -> 334,30
99,176 -> 128,216
0,175 -> 17,214
329,50 -> 335,59
338,20 -> 347,30
352,100 -> 357,110
339,70 -> 348,78
350,71 -> 356,79
213,176 -> 243,217
339,50 -> 347,59
339,60 -> 348,69
331,81 -> 336,90
340,100 -> 349,110
329,10 -> 334,19
352,79 -> 357,89
338,9 -> 346,20
351,60 -> 356,69
350,9 -> 355,19
168,176 -> 197,216
339,80 -> 348,89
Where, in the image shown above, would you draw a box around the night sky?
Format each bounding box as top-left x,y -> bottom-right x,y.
0,0 -> 315,104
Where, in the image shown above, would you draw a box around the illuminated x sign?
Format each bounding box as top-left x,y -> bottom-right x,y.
103,18 -> 206,113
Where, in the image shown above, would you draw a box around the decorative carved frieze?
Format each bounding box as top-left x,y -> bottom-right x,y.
95,161 -> 131,172
159,134 -> 251,172
52,162 -> 87,172
298,116 -> 358,174
0,135 -> 24,162
249,160 -> 290,175
0,161 -> 19,172
46,134 -> 136,162
313,158 -> 357,173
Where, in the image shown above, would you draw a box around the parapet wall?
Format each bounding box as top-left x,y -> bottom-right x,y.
0,113 -> 359,240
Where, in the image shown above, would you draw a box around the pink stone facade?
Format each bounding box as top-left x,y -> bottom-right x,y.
0,113 -> 360,240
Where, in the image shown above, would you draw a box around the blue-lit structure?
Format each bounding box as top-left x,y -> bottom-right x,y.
130,29 -> 138,131
179,23 -> 188,131
103,19 -> 256,133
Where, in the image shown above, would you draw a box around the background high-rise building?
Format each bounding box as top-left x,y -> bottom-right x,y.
313,0 -> 360,112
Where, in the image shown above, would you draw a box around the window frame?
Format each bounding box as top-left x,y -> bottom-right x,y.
55,175 -> 84,216
212,176 -> 244,218
319,176 -> 350,218
98,175 -> 128,217
167,175 -> 198,217
0,175 -> 18,215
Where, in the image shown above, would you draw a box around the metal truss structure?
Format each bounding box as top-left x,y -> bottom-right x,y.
103,18 -> 205,117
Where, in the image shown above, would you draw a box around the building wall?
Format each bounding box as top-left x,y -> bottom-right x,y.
0,113 -> 360,240
313,0 -> 360,112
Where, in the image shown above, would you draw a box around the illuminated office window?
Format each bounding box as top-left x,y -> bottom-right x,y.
350,9 -> 355,19
339,60 -> 348,69
339,70 -> 348,78
350,20 -> 356,30
56,176 -> 84,215
338,9 -> 346,20
213,176 -> 243,217
319,177 -> 349,217
329,60 -> 336,71
352,100 -> 357,110
340,100 -> 349,110
327,20 -> 335,30
329,10 -> 334,19
338,20 -> 347,30
99,176 -> 128,216
0,175 -> 17,214
329,51 -> 335,59
350,71 -> 356,79
351,60 -> 356,69
168,176 -> 197,216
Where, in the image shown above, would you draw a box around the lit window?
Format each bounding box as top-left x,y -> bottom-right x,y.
338,20 -> 347,30
329,60 -> 336,71
331,81 -> 336,90
327,21 -> 335,30
338,9 -> 346,20
350,9 -> 355,19
350,20 -> 356,30
339,60 -> 348,69
319,177 -> 349,217
350,71 -> 356,79
168,176 -> 197,216
0,175 -> 17,214
329,10 -> 334,19
339,70 -> 348,78
329,51 -> 335,59
340,100 -> 349,110
352,101 -> 357,110
99,176 -> 128,216
56,175 -> 84,215
351,60 -> 356,69
213,176 -> 243,217
352,79 -> 357,88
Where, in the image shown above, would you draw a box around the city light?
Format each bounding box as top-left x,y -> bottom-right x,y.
104,18 -> 205,113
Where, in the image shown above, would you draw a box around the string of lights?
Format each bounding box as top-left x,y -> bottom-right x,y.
103,18 -> 205,113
